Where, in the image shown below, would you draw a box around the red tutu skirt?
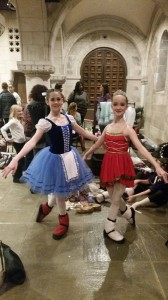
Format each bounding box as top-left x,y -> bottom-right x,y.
100,151 -> 135,188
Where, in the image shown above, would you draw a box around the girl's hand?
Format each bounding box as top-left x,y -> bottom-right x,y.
7,138 -> 13,144
134,179 -> 141,185
2,159 -> 18,178
155,166 -> 168,183
127,195 -> 136,202
83,153 -> 88,160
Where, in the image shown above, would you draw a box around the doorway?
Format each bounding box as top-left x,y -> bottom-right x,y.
81,47 -> 127,115
13,72 -> 27,106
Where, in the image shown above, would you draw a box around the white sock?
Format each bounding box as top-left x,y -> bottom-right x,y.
48,193 -> 56,207
56,197 -> 66,215
131,197 -> 150,210
108,203 -> 120,220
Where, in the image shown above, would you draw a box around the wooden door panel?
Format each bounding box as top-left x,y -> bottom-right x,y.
81,47 -> 127,109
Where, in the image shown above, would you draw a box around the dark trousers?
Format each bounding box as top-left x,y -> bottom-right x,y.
13,142 -> 25,179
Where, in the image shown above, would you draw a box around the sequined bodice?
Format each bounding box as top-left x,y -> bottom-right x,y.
46,116 -> 72,154
104,132 -> 129,153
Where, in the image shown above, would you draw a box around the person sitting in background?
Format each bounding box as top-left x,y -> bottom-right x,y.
68,102 -> 85,151
126,158 -> 168,210
8,84 -> 21,106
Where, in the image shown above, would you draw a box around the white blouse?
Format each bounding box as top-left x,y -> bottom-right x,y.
1,118 -> 26,143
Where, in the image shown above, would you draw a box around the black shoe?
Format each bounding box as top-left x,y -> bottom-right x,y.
13,178 -> 23,183
30,189 -> 37,194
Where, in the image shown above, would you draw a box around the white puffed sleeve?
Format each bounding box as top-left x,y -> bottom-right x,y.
67,114 -> 76,123
35,118 -> 52,132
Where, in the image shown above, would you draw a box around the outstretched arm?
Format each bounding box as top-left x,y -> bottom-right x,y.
83,133 -> 105,160
127,189 -> 151,202
126,127 -> 168,182
72,122 -> 98,142
2,128 -> 44,178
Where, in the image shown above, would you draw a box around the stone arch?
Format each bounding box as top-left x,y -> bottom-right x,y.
51,15 -> 145,74
156,30 -> 168,91
64,32 -> 141,80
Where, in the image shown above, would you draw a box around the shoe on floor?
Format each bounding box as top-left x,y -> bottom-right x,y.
13,178 -> 23,183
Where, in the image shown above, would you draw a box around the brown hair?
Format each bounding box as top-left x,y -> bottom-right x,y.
68,102 -> 77,115
2,82 -> 8,90
46,89 -> 61,101
113,90 -> 128,103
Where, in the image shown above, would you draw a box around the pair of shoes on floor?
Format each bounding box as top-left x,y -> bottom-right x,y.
68,194 -> 79,202
76,203 -> 101,214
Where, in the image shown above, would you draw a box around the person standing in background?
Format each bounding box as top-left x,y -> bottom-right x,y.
0,82 -> 17,124
68,102 -> 86,151
94,83 -> 112,133
8,84 -> 21,106
1,104 -> 26,183
68,81 -> 88,124
23,84 -> 48,157
55,83 -> 67,113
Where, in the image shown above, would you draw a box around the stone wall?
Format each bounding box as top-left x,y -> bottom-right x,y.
144,16 -> 168,144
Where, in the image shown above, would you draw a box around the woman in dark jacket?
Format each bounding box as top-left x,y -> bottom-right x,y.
23,84 -> 48,169
67,81 -> 88,124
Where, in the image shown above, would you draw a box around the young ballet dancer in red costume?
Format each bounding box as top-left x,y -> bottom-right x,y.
2,89 -> 98,240
83,90 -> 168,243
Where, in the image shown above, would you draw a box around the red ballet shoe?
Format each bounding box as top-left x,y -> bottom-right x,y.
52,213 -> 69,240
36,203 -> 53,223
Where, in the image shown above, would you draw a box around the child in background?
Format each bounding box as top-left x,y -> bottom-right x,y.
2,89 -> 98,240
1,105 -> 26,183
68,102 -> 85,151
83,90 -> 168,244
127,159 -> 168,210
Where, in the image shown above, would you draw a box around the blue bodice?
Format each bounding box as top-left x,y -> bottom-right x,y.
46,116 -> 72,154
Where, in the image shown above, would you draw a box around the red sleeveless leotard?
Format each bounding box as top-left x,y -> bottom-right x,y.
100,130 -> 135,187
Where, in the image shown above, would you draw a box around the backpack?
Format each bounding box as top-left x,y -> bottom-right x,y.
0,241 -> 26,285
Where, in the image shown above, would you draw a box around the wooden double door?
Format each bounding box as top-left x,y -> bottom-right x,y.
81,48 -> 127,108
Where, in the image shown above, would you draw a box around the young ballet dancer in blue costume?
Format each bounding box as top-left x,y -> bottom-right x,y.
2,89 -> 98,240
83,90 -> 168,244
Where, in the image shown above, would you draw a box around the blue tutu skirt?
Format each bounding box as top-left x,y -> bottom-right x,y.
21,147 -> 94,197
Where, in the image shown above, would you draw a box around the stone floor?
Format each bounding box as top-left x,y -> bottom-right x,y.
0,144 -> 168,299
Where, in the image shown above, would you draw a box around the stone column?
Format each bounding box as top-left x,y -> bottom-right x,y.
17,61 -> 55,99
140,77 -> 148,107
50,75 -> 66,89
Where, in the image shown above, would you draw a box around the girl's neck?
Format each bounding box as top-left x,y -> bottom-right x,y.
113,116 -> 124,124
49,112 -> 61,118
16,116 -> 23,123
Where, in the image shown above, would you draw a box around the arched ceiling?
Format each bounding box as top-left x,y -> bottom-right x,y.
63,0 -> 156,36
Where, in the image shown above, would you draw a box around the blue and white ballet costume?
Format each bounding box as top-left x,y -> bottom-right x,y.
21,115 -> 94,197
